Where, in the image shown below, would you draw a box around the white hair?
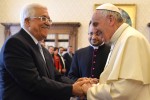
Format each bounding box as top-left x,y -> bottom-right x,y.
98,9 -> 123,23
20,3 -> 47,28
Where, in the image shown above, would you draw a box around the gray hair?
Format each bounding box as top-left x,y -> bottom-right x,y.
98,10 -> 124,23
20,3 -> 47,28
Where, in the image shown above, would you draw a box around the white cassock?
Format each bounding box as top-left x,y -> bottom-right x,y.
87,23 -> 150,100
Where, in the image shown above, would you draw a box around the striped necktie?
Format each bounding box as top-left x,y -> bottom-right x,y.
37,43 -> 46,62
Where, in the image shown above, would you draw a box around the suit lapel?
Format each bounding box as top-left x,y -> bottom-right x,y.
20,29 -> 52,78
42,47 -> 54,79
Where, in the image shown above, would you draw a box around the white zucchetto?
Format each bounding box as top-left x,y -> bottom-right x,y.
96,3 -> 121,14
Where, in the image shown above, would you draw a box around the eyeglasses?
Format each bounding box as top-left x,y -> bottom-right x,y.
30,16 -> 52,24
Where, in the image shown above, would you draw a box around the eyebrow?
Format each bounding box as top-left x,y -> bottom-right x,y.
40,15 -> 50,19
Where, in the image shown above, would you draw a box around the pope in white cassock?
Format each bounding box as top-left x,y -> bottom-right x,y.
83,3 -> 150,100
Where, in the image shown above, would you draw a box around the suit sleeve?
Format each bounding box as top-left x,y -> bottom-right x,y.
4,38 -> 73,97
68,52 -> 80,81
53,65 -> 74,84
63,54 -> 69,68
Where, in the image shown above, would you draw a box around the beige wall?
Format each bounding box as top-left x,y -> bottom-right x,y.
0,24 -> 5,48
0,0 -> 150,49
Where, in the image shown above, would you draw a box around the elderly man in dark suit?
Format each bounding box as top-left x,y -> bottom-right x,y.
0,3 -> 92,100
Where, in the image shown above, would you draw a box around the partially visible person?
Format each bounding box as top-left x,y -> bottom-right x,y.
63,46 -> 74,76
58,47 -> 66,74
0,3 -> 89,100
58,46 -> 64,56
82,3 -> 150,100
68,21 -> 110,81
52,47 -> 63,73
48,45 -> 54,55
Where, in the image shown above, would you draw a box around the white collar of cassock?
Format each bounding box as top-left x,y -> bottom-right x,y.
90,42 -> 104,49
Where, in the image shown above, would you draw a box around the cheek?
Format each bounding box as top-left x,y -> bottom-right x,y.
100,34 -> 106,41
42,30 -> 48,35
30,27 -> 38,36
88,36 -> 91,41
104,34 -> 110,42
40,28 -> 49,35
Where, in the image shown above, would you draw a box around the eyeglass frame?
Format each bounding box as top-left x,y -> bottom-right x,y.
30,16 -> 52,25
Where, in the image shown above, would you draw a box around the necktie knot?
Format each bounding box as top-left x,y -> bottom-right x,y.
69,53 -> 72,58
37,42 -> 46,62
37,43 -> 42,50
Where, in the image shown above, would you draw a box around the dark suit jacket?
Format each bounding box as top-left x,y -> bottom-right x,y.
68,45 -> 110,81
58,54 -> 65,69
0,29 -> 74,100
63,52 -> 74,76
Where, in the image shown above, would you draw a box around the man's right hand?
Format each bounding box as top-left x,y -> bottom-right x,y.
72,80 -> 90,97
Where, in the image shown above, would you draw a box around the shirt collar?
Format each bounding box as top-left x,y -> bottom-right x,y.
90,42 -> 104,49
23,28 -> 38,45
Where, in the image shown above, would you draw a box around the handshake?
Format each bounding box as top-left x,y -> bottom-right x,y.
72,77 -> 99,98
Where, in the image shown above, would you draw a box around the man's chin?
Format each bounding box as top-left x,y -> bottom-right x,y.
105,41 -> 111,45
42,37 -> 46,41
39,36 -> 46,41
42,35 -> 47,39
91,43 -> 100,46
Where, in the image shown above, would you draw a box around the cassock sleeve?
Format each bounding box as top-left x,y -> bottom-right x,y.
87,79 -> 143,100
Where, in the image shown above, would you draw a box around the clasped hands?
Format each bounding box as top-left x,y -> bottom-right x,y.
72,77 -> 99,98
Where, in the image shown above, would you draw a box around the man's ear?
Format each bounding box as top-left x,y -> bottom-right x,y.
24,18 -> 30,27
107,14 -> 115,26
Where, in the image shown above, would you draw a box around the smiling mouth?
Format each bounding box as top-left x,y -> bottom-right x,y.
42,25 -> 50,29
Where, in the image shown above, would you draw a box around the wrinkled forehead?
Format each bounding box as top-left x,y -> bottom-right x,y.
91,10 -> 102,21
35,7 -> 50,18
